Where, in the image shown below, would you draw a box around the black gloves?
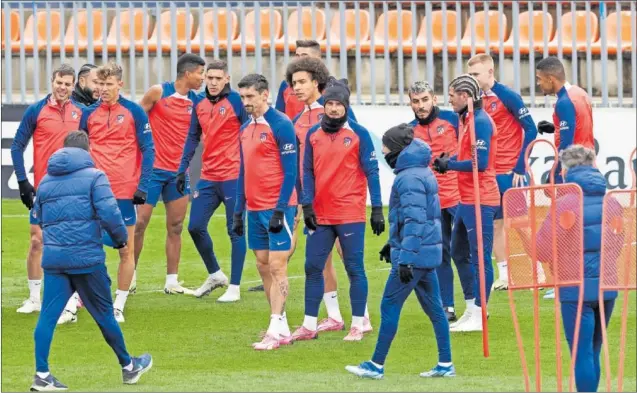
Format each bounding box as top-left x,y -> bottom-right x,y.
302,204 -> 318,231
370,206 -> 385,236
176,172 -> 186,195
114,242 -> 128,250
433,152 -> 451,174
269,210 -> 285,233
537,120 -> 555,135
18,180 -> 35,210
232,212 -> 244,236
379,243 -> 391,264
399,264 -> 414,284
132,189 -> 147,205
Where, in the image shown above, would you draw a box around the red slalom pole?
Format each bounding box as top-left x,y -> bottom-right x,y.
467,97 -> 489,358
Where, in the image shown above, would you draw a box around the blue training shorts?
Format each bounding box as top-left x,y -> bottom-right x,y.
495,173 -> 514,220
102,199 -> 135,247
247,207 -> 297,251
146,168 -> 190,207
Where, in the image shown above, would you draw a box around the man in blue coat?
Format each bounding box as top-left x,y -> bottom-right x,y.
31,131 -> 152,391
345,124 -> 454,380
528,145 -> 619,392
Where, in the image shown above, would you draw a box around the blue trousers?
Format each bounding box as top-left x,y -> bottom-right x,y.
372,267 -> 451,365
188,179 -> 247,285
451,203 -> 498,306
562,300 -> 616,392
305,223 -> 367,317
436,206 -> 473,308
34,265 -> 131,372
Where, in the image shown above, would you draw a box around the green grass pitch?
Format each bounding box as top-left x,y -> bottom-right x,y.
1,199 -> 635,392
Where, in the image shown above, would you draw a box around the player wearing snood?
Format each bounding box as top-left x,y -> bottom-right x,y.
291,80 -> 385,342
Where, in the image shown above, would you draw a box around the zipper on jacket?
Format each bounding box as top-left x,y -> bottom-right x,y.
107,107 -> 111,128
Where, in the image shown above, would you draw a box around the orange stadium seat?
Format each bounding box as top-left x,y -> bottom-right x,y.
591,11 -> 633,55
183,9 -> 238,52
94,10 -> 151,53
2,10 -> 20,50
16,11 -> 61,52
274,8 -> 326,52
360,10 -> 413,54
319,9 -> 370,53
231,9 -> 282,52
142,10 -> 195,52
499,10 -> 553,55
448,10 -> 508,55
403,10 -> 458,55
51,10 -> 104,53
546,11 -> 599,55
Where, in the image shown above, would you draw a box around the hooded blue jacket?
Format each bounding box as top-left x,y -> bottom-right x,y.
34,147 -> 128,274
556,165 -> 618,303
388,138 -> 443,269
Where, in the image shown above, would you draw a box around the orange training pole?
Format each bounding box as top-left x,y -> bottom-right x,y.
467,97 -> 489,357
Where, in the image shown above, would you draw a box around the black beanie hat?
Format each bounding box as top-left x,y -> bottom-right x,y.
382,123 -> 414,153
322,78 -> 350,109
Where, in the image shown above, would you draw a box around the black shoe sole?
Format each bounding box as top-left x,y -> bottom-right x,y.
248,284 -> 265,292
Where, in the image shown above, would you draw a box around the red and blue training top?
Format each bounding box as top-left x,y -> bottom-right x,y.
235,107 -> 298,212
553,82 -> 594,152
409,107 -> 461,210
11,95 -> 83,189
448,107 -> 500,207
80,96 -> 155,199
292,97 -> 357,184
275,80 -> 306,121
302,120 -> 382,225
179,86 -> 249,182
149,81 -> 199,173
482,81 -> 537,175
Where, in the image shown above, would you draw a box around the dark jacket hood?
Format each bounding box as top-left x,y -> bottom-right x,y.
394,138 -> 432,173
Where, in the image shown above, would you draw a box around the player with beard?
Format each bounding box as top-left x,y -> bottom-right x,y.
71,63 -> 101,108
403,81 -> 472,322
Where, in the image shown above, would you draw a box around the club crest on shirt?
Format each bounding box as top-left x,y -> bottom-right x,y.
219,106 -> 226,116
117,114 -> 125,124
187,105 -> 193,114
343,137 -> 352,147
260,132 -> 267,142
193,190 -> 199,199
71,111 -> 78,120
490,102 -> 497,112
437,125 -> 445,135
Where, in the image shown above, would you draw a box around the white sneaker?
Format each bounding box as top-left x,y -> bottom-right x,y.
17,298 -> 41,314
544,289 -> 555,299
217,285 -> 240,303
57,310 -> 78,325
114,308 -> 125,323
492,278 -> 508,291
164,282 -> 195,295
449,308 -> 472,329
193,273 -> 228,298
450,308 -> 483,332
